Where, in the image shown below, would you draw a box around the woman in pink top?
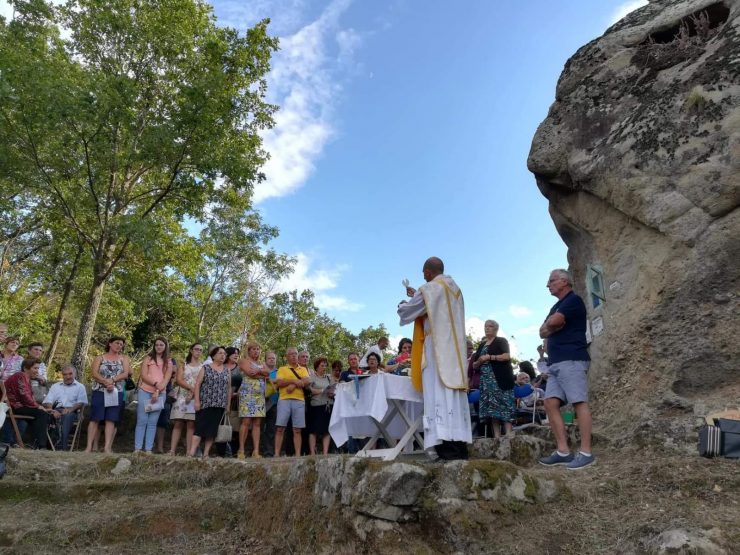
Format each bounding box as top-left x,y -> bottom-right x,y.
134,337 -> 173,453
1,336 -> 24,380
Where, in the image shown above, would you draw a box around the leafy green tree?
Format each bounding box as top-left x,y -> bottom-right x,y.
185,193 -> 292,345
0,0 -> 278,371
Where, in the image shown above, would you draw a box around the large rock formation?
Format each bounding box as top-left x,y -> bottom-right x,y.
528,0 -> 739,444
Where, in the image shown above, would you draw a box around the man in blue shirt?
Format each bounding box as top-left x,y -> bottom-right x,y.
537,269 -> 594,470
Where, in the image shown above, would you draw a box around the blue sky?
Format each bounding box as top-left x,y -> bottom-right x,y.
0,0 -> 648,359
201,0 -> 649,362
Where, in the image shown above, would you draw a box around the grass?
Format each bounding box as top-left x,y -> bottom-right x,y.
0,446 -> 737,553
684,85 -> 709,112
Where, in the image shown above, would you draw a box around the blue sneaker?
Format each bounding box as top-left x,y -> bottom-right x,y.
566,452 -> 595,470
538,451 -> 574,466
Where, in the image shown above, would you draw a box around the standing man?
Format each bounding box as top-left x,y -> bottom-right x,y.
359,337 -> 389,369
274,347 -> 310,457
43,365 -> 88,450
26,343 -> 47,385
298,351 -> 311,375
260,351 -> 279,457
397,257 -> 472,460
537,269 -> 594,470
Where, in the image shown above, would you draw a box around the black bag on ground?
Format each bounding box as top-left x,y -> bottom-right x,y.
698,424 -> 722,458
718,418 -> 740,458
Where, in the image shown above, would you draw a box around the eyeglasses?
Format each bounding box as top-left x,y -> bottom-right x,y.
192,347 -> 203,351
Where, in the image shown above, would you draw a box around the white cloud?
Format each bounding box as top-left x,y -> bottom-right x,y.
214,0 -> 309,36
276,252 -> 363,312
609,0 -> 648,25
387,334 -> 406,354
513,324 -> 541,337
314,293 -> 363,312
508,304 -> 532,318
465,316 -> 487,342
336,28 -> 361,64
247,0 -> 361,203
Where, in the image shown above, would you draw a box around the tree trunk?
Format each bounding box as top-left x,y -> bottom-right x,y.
45,245 -> 83,366
70,274 -> 106,379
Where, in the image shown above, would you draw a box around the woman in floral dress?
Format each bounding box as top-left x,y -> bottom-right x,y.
236,342 -> 270,458
189,346 -> 230,458
471,320 -> 515,439
169,342 -> 203,455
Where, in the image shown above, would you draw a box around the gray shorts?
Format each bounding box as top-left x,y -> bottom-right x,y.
276,399 -> 306,429
544,360 -> 590,405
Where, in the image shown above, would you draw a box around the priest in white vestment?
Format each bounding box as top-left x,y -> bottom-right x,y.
397,257 -> 472,459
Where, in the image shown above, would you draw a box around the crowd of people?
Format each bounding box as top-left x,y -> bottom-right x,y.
0,326 -> 545,458
1,262 -> 594,470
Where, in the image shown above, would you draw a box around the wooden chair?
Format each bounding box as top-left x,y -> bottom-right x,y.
68,406 -> 84,451
0,381 -> 55,450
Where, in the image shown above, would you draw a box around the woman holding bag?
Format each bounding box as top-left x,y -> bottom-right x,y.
134,337 -> 173,453
169,343 -> 203,455
189,346 -> 230,458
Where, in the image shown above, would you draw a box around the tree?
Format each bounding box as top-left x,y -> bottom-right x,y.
0,0 -> 278,371
185,192 -> 292,345
356,323 -> 390,356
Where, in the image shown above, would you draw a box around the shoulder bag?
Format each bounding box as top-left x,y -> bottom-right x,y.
289,367 -> 311,402
215,410 -> 233,443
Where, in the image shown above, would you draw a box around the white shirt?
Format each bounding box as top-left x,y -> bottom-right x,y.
359,344 -> 383,368
43,380 -> 88,408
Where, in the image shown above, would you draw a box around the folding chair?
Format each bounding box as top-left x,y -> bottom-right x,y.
1,381 -> 30,448
513,387 -> 545,430
68,407 -> 84,451
0,381 -> 55,450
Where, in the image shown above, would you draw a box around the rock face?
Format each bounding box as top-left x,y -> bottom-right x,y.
528,0 -> 740,443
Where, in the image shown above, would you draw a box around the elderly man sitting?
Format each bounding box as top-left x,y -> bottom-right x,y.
43,365 -> 88,450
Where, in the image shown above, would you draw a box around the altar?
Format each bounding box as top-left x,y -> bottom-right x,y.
328,373 -> 425,460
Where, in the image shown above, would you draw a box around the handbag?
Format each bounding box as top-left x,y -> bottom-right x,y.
698,424 -> 722,457
215,411 -> 233,443
718,418 -> 740,458
125,377 -> 136,391
289,367 -> 311,402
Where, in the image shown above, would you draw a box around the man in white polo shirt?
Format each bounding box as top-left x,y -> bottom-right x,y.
359,337 -> 389,370
43,365 -> 88,450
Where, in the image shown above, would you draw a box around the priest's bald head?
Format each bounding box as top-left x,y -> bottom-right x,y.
423,257 -> 444,282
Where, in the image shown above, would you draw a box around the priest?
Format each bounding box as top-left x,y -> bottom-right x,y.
397,257 -> 472,460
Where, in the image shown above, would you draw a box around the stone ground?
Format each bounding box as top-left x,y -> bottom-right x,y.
0,429 -> 738,554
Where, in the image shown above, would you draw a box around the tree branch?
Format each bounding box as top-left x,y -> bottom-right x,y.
16,117 -> 97,249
